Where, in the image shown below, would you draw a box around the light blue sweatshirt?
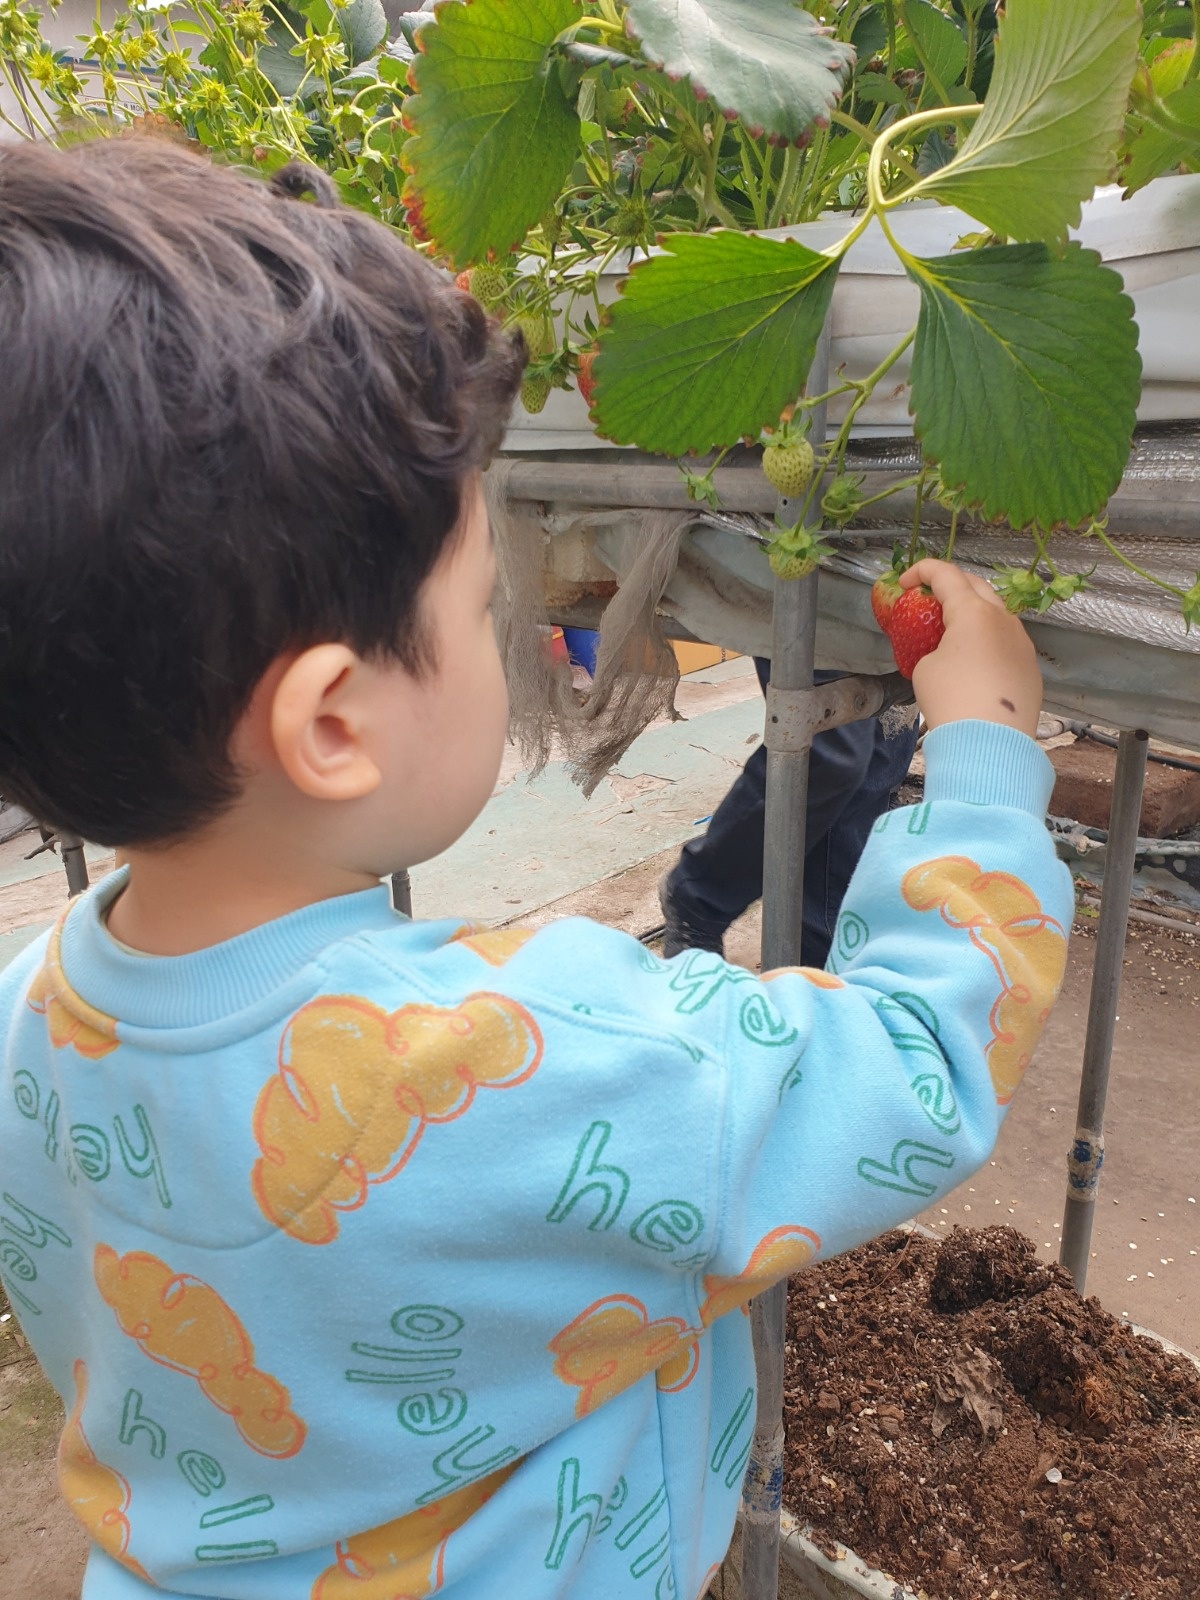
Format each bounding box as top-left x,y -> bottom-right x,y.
0,721 -> 1072,1600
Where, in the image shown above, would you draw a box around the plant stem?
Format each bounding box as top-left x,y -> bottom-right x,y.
1190,2 -> 1200,82
944,505 -> 960,562
832,327 -> 916,467
792,122 -> 829,219
738,129 -> 767,229
867,102 -> 984,224
854,473 -> 923,513
907,471 -> 927,564
830,109 -> 921,182
559,17 -> 627,44
799,380 -> 858,410
767,143 -> 801,228
1088,523 -> 1189,603
1140,95 -> 1200,155
964,10 -> 979,90
0,102 -> 36,140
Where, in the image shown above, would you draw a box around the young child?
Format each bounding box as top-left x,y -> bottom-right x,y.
0,136 -> 1070,1600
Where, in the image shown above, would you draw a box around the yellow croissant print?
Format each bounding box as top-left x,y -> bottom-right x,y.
94,1245 -> 306,1459
58,1361 -> 153,1582
449,925 -> 536,967
902,857 -> 1068,1105
549,1295 -> 693,1418
761,966 -> 845,990
697,1225 -> 821,1324
311,1461 -> 518,1600
252,992 -> 543,1244
550,1227 -> 822,1415
26,915 -> 119,1059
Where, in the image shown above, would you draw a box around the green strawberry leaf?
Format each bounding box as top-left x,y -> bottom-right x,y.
402,0 -> 581,268
1146,39 -> 1196,101
899,0 -> 967,104
296,0 -> 386,65
592,232 -> 839,455
855,74 -> 907,107
850,5 -> 888,63
907,243 -> 1141,530
623,0 -> 854,143
1121,79 -> 1200,196
911,0 -> 1141,243
259,16 -> 313,98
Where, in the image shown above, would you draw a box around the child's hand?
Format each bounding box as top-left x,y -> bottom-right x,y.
899,560 -> 1042,738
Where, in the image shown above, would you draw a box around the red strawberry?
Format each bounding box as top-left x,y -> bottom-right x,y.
870,569 -> 902,632
886,585 -> 945,679
578,348 -> 598,409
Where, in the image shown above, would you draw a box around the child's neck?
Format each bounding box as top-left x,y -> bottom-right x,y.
105,817 -> 382,957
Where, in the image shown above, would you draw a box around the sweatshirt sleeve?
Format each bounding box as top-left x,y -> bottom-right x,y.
692,719 -> 1073,1292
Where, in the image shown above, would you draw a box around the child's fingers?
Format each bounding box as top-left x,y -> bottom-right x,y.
899,559 -> 1005,612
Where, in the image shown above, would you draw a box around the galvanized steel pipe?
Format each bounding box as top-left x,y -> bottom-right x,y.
1059,729 -> 1150,1291
742,324 -> 832,1599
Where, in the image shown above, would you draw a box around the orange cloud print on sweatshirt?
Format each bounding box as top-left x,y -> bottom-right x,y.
550,1295 -> 694,1417
448,925 -> 536,968
901,857 -> 1068,1105
252,992 -> 542,1245
761,967 -> 845,990
94,1245 -> 306,1459
551,1226 -> 821,1416
311,1460 -> 517,1600
58,1361 -> 153,1583
26,915 -> 119,1059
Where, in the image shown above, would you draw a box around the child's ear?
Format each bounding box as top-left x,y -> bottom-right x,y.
269,644 -> 383,801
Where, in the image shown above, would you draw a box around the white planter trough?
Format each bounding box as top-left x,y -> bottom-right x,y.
504,175 -> 1200,452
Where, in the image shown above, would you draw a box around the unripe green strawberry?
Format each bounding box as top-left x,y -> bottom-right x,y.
762,436 -> 814,498
765,526 -> 831,583
514,312 -> 555,361
870,569 -> 903,632
769,547 -> 819,581
468,265 -> 507,308
521,373 -> 552,415
886,585 -> 945,678
822,469 -> 867,526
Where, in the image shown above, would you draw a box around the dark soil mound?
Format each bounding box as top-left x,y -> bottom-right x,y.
783,1226 -> 1200,1599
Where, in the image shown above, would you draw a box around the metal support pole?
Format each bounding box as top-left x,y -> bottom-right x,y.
741,323 -> 832,1600
59,829 -> 89,897
1059,728 -> 1150,1292
390,870 -> 413,918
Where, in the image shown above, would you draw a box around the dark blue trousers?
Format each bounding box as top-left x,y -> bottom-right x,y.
665,661 -> 917,967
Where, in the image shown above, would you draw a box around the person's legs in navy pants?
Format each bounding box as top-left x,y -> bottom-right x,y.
661,659 -> 917,967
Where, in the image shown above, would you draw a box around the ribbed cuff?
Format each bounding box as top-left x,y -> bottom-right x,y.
922,720 -> 1054,817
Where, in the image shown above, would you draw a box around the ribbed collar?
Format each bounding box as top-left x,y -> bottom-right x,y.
57,869 -> 402,1033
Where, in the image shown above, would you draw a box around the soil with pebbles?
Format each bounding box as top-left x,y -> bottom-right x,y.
782,1226 -> 1200,1600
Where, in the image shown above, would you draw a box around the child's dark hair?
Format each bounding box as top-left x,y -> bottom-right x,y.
0,136 -> 524,847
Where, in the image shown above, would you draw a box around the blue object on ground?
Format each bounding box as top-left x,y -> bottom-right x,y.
561,627 -> 599,674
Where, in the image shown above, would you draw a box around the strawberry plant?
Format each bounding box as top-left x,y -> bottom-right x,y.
2,0 -> 1198,621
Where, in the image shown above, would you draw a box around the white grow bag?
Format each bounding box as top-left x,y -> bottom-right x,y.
504,175 -> 1200,452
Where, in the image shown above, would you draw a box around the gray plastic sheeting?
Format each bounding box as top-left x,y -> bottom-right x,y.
575,511 -> 1200,749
